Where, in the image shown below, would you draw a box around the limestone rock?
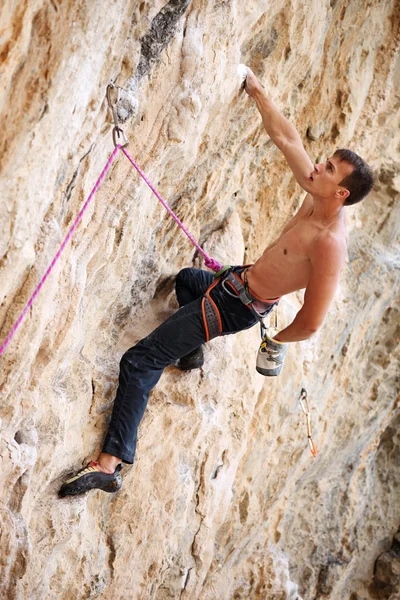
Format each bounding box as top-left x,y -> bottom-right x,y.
373,529 -> 400,600
0,1 -> 399,599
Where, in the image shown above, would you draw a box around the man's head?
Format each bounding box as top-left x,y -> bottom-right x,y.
333,149 -> 374,206
309,149 -> 374,205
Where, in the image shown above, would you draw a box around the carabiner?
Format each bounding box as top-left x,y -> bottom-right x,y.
221,279 -> 241,299
107,83 -> 120,129
112,126 -> 129,148
106,83 -> 129,148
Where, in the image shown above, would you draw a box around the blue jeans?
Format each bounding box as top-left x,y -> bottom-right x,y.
102,267 -> 275,463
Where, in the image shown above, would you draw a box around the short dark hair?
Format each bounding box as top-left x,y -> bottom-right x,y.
333,149 -> 374,206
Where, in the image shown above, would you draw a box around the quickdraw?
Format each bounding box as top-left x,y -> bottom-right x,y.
299,388 -> 318,457
106,82 -> 129,148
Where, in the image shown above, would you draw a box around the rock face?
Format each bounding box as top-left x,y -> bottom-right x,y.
0,1 -> 399,599
373,528 -> 400,600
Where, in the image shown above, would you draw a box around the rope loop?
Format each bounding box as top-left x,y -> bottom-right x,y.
1,96 -> 224,355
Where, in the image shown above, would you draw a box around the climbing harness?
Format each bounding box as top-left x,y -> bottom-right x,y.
220,268 -> 279,337
299,388 -> 318,457
199,265 -> 281,343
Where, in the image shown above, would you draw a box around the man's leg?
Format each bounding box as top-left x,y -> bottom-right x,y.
59,267 -> 263,496
98,269 -> 214,470
175,268 -> 214,370
100,291 -> 208,463
175,267 -> 214,306
59,276 -> 210,496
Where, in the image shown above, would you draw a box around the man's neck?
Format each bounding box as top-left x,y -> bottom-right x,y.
309,194 -> 344,223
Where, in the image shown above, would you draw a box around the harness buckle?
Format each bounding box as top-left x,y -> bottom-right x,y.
221,278 -> 241,299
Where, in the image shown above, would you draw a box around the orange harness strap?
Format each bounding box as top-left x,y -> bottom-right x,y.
201,268 -> 281,343
201,277 -> 223,342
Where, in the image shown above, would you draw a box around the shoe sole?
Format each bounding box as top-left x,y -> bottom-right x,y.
58,473 -> 122,497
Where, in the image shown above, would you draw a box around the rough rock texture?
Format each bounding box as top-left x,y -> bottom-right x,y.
0,1 -> 399,599
373,528 -> 400,599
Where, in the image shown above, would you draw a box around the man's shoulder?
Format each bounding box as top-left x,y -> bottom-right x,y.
310,228 -> 347,269
314,227 -> 346,247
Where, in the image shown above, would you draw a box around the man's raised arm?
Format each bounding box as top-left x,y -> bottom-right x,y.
245,68 -> 314,191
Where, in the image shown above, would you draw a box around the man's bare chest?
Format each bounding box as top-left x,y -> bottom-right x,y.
277,221 -> 318,261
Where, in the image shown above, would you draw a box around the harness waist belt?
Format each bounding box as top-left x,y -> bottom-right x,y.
241,267 -> 281,306
223,271 -> 280,312
201,266 -> 281,343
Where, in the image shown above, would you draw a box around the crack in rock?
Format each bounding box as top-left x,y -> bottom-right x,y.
136,0 -> 192,81
186,453 -> 207,590
123,0 -> 192,118
64,143 -> 95,204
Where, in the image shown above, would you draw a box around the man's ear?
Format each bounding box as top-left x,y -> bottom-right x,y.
336,187 -> 350,201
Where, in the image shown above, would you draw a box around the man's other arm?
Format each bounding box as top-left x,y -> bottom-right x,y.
274,233 -> 346,343
245,69 -> 314,191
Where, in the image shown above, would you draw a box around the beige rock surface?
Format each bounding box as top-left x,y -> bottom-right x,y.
0,1 -> 399,599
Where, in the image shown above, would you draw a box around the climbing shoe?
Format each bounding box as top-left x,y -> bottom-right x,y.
256,333 -> 288,376
58,461 -> 123,497
176,346 -> 204,371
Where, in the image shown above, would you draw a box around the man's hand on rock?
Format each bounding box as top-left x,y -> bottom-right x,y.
244,68 -> 263,98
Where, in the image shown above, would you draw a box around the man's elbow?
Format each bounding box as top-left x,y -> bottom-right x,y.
302,326 -> 319,339
301,321 -> 322,339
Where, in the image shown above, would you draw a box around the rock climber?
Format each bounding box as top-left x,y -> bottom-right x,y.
59,67 -> 373,497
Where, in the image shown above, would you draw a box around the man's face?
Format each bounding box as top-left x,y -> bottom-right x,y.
307,155 -> 354,199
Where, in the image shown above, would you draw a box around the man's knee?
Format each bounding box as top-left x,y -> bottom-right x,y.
120,338 -> 149,371
119,349 -> 134,374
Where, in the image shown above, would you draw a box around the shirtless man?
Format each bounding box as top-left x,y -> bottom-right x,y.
59,68 -> 373,497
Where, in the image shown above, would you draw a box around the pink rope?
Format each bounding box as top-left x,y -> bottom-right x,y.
0,145 -> 120,357
121,147 -> 222,272
1,143 -> 223,357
